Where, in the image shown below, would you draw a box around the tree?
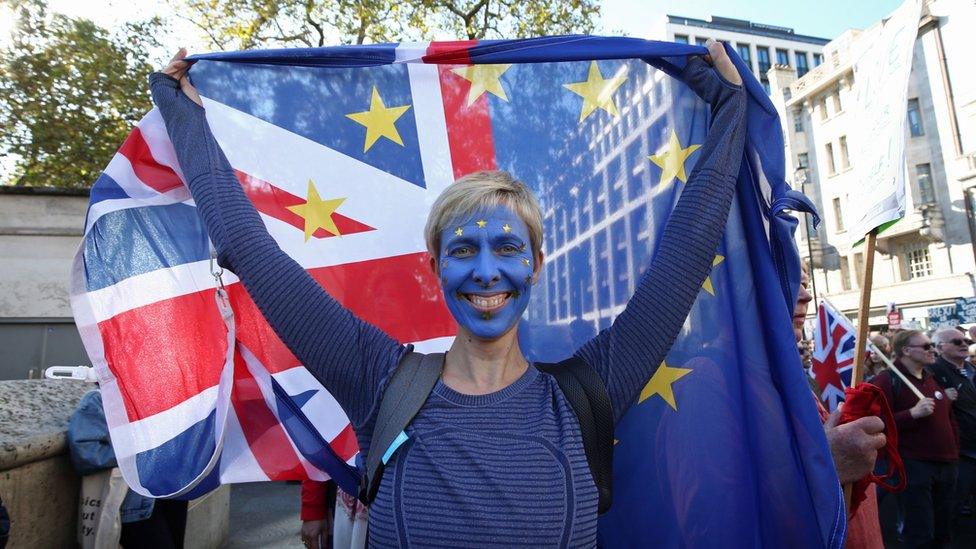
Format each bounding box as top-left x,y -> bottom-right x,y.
174,0 -> 600,50
0,0 -> 164,187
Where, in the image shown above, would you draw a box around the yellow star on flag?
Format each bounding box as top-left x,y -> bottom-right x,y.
702,255 -> 725,296
639,361 -> 692,411
286,180 -> 347,242
649,129 -> 701,185
451,64 -> 512,106
563,61 -> 628,123
345,86 -> 411,153
476,220 -> 488,228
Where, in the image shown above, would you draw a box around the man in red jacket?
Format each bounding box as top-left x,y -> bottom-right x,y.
871,329 -> 959,548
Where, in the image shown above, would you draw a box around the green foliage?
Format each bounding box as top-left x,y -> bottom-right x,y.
0,0 -> 164,187
174,0 -> 601,49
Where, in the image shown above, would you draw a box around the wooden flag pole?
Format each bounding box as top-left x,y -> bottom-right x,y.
851,229 -> 877,389
843,228 -> 878,513
867,342 -> 926,400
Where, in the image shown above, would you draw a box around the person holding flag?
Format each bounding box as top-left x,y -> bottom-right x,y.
872,330 -> 960,547
149,39 -> 745,546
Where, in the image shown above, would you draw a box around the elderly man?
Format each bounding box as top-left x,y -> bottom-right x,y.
930,328 -> 976,532
793,265 -> 885,546
872,330 -> 959,548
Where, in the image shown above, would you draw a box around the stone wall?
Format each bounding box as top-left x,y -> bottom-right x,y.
0,379 -> 229,547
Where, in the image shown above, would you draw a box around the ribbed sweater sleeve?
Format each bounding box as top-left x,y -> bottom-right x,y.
149,73 -> 406,428
574,57 -> 748,422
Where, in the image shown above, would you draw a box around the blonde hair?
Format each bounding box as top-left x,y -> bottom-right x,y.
424,170 -> 543,260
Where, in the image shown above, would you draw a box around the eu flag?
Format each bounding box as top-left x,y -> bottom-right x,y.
73,36 -> 843,545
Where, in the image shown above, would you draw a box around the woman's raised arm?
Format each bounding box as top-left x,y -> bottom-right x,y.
150,51 -> 405,427
574,41 -> 748,422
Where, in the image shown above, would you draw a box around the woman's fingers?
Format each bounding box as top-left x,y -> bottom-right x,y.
705,38 -> 742,86
162,48 -> 190,79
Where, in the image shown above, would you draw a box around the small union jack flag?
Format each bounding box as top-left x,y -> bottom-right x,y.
811,300 -> 857,411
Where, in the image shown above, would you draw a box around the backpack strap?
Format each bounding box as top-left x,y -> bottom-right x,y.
536,356 -> 614,514
359,351 -> 444,505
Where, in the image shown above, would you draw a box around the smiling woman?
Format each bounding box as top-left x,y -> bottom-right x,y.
151,40 -> 746,547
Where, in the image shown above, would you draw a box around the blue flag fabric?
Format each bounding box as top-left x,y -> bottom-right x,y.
76,35 -> 842,546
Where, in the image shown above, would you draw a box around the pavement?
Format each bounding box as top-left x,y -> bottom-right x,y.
223,482 -> 305,548
222,480 -> 976,547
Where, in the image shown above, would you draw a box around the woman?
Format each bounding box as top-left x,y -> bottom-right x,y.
151,40 -> 745,547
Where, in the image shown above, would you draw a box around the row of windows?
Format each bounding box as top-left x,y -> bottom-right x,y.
836,243 -> 933,291
829,163 -> 935,234
673,34 -> 823,78
824,136 -> 850,175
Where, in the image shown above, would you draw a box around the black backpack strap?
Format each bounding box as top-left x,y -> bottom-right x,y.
359,351 -> 444,505
536,356 -> 614,514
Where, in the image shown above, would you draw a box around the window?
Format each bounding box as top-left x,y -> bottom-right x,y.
674,34 -> 689,44
839,135 -> 850,170
854,253 -> 865,289
832,91 -> 842,113
819,97 -> 829,121
826,143 -> 836,175
776,48 -> 790,66
796,52 -> 809,77
813,53 -> 824,66
833,196 -> 844,231
840,256 -> 852,291
794,110 -> 804,132
917,163 -> 935,204
908,98 -> 925,136
762,81 -> 771,94
695,37 -> 709,46
904,244 -> 933,280
736,43 -> 753,71
798,152 -> 809,169
757,47 -> 771,75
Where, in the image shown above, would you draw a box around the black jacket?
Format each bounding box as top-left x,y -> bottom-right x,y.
930,357 -> 976,456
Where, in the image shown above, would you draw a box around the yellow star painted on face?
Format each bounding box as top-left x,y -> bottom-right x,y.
454,227 -> 464,236
476,220 -> 488,228
502,224 -> 512,233
639,361 -> 692,410
649,129 -> 701,185
563,61 -> 628,123
522,258 -> 531,266
345,86 -> 412,153
702,255 -> 725,296
286,180 -> 347,242
450,64 -> 512,106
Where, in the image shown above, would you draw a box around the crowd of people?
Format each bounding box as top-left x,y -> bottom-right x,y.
799,314 -> 976,547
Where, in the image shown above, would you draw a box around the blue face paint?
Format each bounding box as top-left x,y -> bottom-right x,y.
438,205 -> 536,340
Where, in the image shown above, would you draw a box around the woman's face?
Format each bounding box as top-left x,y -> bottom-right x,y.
436,204 -> 538,340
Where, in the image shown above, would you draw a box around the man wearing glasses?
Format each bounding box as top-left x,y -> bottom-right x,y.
872,330 -> 959,547
931,328 -> 976,536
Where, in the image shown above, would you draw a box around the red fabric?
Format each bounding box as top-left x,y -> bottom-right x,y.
840,383 -> 905,515
301,479 -> 329,521
845,488 -> 883,549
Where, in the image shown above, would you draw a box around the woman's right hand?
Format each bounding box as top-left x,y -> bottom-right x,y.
161,48 -> 203,107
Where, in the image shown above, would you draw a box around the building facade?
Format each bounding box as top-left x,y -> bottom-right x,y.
769,0 -> 976,330
650,14 -> 829,94
0,187 -> 89,379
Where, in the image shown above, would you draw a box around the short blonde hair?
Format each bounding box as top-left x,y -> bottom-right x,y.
425,170 -> 543,260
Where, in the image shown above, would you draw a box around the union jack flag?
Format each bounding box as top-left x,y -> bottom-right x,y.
70,37 -> 846,546
811,300 -> 857,411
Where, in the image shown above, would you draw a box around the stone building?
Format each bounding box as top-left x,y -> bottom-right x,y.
768,0 -> 976,329
0,186 -> 89,379
650,14 -> 828,94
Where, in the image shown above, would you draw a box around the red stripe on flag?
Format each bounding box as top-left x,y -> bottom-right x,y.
231,251 -> 456,373
118,128 -> 184,193
231,353 -> 308,481
99,290 -> 225,421
236,170 -> 374,239
427,41 -> 497,179
330,423 -> 360,463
